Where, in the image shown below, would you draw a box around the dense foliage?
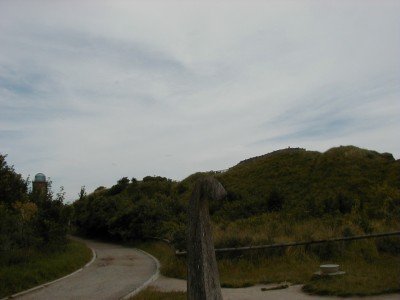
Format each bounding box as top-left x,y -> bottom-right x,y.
214,146 -> 400,220
72,145 -> 400,296
73,176 -> 186,242
72,146 -> 400,249
0,154 -> 69,253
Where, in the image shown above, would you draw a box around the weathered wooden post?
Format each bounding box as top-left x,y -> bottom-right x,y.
187,176 -> 227,300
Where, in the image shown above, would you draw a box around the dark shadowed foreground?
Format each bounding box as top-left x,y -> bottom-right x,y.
17,237 -> 157,300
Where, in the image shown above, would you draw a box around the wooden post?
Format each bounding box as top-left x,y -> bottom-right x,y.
187,176 -> 226,300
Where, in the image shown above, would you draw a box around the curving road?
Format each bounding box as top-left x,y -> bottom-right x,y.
15,237 -> 398,300
17,237 -> 158,300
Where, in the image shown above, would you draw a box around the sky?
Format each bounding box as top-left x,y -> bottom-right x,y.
1,0 -> 399,202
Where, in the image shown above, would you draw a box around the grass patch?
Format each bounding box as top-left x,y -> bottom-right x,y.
135,241 -> 400,296
303,254 -> 400,297
0,239 -> 92,298
218,251 -> 318,287
136,241 -> 319,287
135,241 -> 186,280
132,287 -> 186,300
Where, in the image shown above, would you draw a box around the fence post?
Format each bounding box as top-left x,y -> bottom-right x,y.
187,176 -> 226,300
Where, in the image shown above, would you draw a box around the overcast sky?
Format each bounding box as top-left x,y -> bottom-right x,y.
1,1 -> 399,201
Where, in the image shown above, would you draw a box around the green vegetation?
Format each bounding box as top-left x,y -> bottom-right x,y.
72,145 -> 400,296
214,146 -> 399,222
73,146 -> 400,249
0,153 -> 78,298
0,154 -> 70,251
0,239 -> 92,298
132,287 -> 186,300
73,176 -> 186,242
137,240 -> 400,295
136,242 -> 186,279
303,254 -> 400,296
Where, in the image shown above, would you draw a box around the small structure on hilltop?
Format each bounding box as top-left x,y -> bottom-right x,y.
33,173 -> 47,194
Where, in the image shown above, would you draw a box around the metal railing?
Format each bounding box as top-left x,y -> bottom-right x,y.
174,231 -> 400,256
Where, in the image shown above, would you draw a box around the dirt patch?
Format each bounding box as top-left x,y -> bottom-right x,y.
125,254 -> 136,261
97,256 -> 114,267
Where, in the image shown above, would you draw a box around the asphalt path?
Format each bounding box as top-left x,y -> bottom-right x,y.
17,237 -> 158,300
14,237 -> 398,300
151,275 -> 400,300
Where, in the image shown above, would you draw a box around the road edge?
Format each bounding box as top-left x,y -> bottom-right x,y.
2,243 -> 96,300
120,248 -> 161,299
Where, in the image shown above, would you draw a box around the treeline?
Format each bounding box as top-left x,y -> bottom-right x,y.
73,176 -> 186,244
0,154 -> 69,254
72,146 -> 400,248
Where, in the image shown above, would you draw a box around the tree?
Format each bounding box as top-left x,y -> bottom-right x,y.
0,153 -> 68,251
108,177 -> 130,195
13,201 -> 38,247
0,154 -> 28,207
78,186 -> 87,200
31,185 -> 68,247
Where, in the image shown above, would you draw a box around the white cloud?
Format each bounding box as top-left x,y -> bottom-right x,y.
1,0 -> 399,201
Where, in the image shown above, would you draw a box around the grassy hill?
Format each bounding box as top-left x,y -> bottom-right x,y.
211,145 -> 399,220
73,145 -> 399,246
73,145 -> 400,296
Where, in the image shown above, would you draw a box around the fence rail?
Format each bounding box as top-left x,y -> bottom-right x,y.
175,231 -> 400,256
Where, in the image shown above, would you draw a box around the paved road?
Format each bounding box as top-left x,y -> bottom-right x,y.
18,238 -> 157,300
16,238 -> 398,300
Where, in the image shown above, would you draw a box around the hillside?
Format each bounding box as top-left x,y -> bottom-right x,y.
73,145 -> 399,247
71,145 -> 400,296
211,145 -> 400,220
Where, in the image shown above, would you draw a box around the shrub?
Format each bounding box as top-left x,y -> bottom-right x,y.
376,237 -> 400,255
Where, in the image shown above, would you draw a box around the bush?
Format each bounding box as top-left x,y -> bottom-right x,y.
376,237 -> 400,255
309,242 -> 345,260
267,189 -> 284,212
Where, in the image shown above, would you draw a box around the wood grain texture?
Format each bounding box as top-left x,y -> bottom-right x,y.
187,177 -> 226,300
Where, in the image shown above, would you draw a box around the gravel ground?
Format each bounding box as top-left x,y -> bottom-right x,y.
151,275 -> 400,300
